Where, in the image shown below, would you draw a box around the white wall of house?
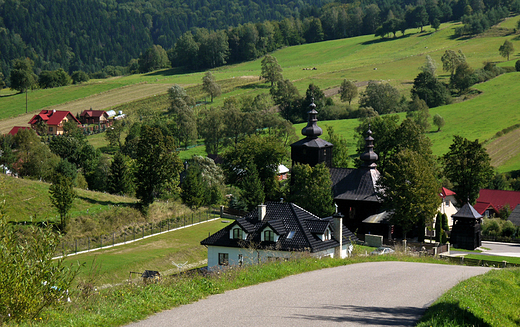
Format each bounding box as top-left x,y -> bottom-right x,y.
439,194 -> 458,228
206,243 -> 353,270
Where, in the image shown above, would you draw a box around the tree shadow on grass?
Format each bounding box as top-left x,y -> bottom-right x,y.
362,33 -> 411,45
290,302 -> 490,326
144,67 -> 202,77
418,302 -> 491,326
448,34 -> 473,41
237,83 -> 271,90
76,196 -> 136,208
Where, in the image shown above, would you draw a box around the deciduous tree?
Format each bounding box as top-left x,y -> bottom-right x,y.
289,163 -> 335,217
377,148 -> 441,239
442,135 -> 493,206
359,81 -> 402,115
499,39 -> 514,61
433,113 -> 445,132
410,71 -> 450,108
202,71 -> 221,102
260,55 -> 283,87
441,49 -> 466,78
325,125 -> 349,168
339,79 -> 358,105
135,126 -> 183,209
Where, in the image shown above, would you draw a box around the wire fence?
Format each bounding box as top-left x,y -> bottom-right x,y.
57,207 -> 220,257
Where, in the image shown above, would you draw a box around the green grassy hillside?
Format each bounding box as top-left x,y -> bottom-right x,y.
2,18 -> 520,171
303,72 -> 520,172
1,175 -> 136,223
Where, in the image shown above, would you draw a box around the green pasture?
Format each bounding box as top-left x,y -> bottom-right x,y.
3,17 -> 520,122
64,218 -> 232,285
295,72 -> 520,172
1,175 -> 135,223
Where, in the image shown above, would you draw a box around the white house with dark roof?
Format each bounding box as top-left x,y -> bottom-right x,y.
201,202 -> 359,270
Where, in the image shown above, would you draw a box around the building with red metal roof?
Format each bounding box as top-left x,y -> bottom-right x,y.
28,110 -> 81,135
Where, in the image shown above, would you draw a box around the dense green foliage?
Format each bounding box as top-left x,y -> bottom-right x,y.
443,135 -> 494,206
1,0 -> 516,80
0,187 -> 79,322
289,163 -> 335,217
377,148 -> 441,239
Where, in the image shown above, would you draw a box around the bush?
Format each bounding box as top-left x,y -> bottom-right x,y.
0,213 -> 80,323
516,60 -> 520,72
318,105 -> 351,120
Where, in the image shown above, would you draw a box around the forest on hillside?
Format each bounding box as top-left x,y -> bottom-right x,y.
0,0 -> 518,80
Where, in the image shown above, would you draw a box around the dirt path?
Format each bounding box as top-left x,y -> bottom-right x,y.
0,83 -> 174,134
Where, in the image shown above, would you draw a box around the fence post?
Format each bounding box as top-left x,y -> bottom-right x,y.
88,237 -> 90,251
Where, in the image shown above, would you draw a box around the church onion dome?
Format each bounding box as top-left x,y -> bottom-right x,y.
300,100 -> 322,138
360,127 -> 378,169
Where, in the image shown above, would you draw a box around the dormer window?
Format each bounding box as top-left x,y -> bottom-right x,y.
264,230 -> 274,242
231,227 -> 245,240
323,228 -> 331,241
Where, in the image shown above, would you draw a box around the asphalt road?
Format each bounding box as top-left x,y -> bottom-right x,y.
126,262 -> 491,327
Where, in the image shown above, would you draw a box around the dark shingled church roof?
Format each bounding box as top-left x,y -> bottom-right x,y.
201,202 -> 359,253
330,167 -> 380,202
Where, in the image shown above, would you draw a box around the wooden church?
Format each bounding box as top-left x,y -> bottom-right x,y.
290,101 -> 383,235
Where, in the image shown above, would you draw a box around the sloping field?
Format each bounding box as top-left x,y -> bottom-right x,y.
486,129 -> 520,173
0,83 -> 175,134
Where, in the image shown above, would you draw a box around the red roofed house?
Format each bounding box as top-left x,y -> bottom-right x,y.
80,109 -> 110,126
475,189 -> 520,217
28,110 -> 81,135
7,126 -> 31,136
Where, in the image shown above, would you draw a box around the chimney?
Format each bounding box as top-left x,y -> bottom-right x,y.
258,204 -> 266,221
333,211 -> 344,258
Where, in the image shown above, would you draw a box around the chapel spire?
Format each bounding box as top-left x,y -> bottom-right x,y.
360,125 -> 378,169
300,99 -> 322,138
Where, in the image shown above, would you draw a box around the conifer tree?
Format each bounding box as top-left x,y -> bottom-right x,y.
107,152 -> 134,196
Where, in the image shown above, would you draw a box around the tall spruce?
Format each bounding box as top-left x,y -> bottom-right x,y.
107,152 -> 134,196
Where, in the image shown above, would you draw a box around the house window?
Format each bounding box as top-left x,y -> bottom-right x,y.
218,253 -> 229,266
323,228 -> 331,241
232,228 -> 243,239
445,200 -> 450,207
48,127 -> 53,132
264,230 -> 274,242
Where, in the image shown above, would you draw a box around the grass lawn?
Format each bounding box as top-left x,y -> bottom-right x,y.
417,267 -> 520,327
64,219 -> 233,286
465,254 -> 520,265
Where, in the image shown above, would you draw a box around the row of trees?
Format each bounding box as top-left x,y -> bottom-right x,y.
4,0 -> 518,80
